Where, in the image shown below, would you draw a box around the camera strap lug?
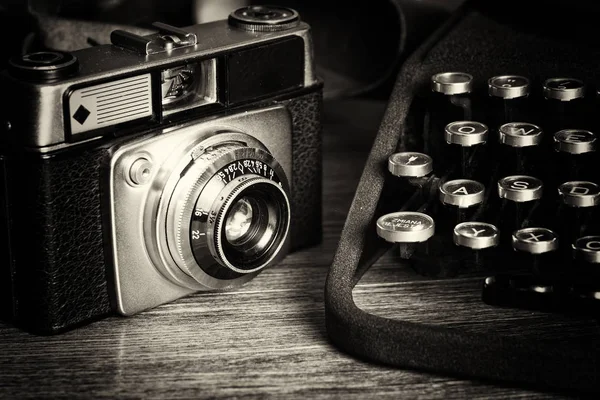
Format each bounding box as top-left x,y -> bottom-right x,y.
111,22 -> 197,55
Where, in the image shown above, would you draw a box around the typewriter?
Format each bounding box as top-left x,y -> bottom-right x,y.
325,0 -> 600,394
377,72 -> 600,316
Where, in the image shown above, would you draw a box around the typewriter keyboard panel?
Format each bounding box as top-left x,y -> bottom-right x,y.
377,72 -> 600,315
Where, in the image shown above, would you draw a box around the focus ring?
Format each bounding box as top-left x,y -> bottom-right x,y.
211,177 -> 290,274
174,143 -> 242,277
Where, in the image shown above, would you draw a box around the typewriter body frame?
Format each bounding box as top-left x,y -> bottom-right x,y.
326,0 -> 600,395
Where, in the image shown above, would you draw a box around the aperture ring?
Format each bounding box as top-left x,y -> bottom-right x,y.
210,177 -> 290,274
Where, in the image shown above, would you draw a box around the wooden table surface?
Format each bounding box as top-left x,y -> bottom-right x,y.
0,99 -> 592,399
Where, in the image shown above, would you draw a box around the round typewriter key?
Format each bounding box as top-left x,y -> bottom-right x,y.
573,236 -> 600,264
454,222 -> 499,250
554,129 -> 596,154
512,227 -> 559,255
499,123 -> 543,147
439,179 -> 485,226
558,181 -> 600,207
431,72 -> 473,95
489,75 -> 530,99
498,175 -> 543,202
445,121 -> 488,178
445,121 -> 488,147
376,211 -> 435,243
439,179 -> 485,208
454,222 -> 500,268
557,182 -> 600,243
543,78 -> 585,101
388,152 -> 433,178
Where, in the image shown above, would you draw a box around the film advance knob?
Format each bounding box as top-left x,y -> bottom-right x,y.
488,75 -> 530,99
8,50 -> 79,81
431,72 -> 473,95
228,5 -> 300,31
388,152 -> 433,178
376,212 -> 435,243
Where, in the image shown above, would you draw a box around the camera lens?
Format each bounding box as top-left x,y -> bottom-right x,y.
225,197 -> 254,244
215,180 -> 289,273
152,132 -> 291,290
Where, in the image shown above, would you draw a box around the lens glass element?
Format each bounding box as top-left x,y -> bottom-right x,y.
225,197 -> 254,244
219,182 -> 288,272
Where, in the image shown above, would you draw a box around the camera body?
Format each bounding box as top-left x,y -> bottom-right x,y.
0,6 -> 322,334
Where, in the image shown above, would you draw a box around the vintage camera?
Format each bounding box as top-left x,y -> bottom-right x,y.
0,6 -> 322,334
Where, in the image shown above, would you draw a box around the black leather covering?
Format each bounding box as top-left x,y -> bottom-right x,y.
285,90 -> 323,251
325,1 -> 600,395
7,146 -> 112,334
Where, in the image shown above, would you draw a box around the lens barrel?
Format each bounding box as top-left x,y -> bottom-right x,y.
153,132 -> 291,290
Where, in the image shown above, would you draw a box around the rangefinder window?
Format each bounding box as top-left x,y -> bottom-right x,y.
160,58 -> 218,117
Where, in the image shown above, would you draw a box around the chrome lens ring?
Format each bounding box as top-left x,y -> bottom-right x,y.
209,177 -> 290,274
153,131 -> 290,290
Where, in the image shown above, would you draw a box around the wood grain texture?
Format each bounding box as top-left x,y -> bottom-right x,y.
0,100 -> 589,399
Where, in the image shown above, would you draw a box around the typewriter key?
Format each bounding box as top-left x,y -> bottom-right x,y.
431,72 -> 473,95
445,121 -> 488,147
376,211 -> 435,243
554,130 -> 596,180
454,222 -> 499,249
439,179 -> 485,225
497,175 -> 543,203
543,78 -> 585,102
454,222 -> 499,267
558,181 -> 600,208
440,179 -> 485,208
544,78 -> 586,132
489,75 -> 530,100
554,129 -> 596,154
572,236 -> 600,282
489,75 -> 530,123
512,227 -> 559,254
499,123 -> 543,148
498,122 -> 543,174
388,152 -> 433,178
376,211 -> 435,260
557,181 -> 600,243
498,176 -> 543,240
445,121 -> 488,178
573,236 -> 600,264
512,227 -> 559,274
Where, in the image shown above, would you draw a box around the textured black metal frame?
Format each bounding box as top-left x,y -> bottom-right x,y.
0,88 -> 322,335
325,2 -> 600,395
